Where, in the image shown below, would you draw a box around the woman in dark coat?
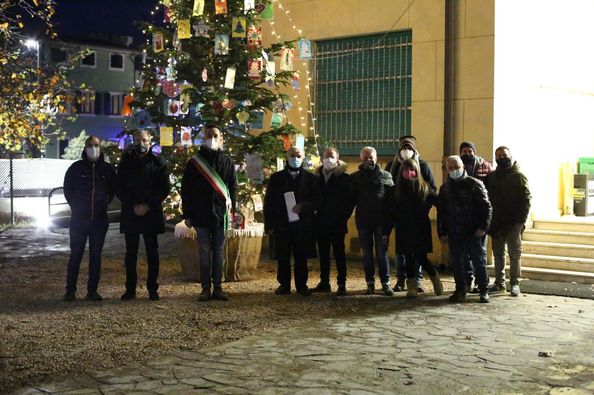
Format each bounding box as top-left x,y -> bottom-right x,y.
386,158 -> 442,297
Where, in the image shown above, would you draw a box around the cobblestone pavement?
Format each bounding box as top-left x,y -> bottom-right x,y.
12,293 -> 594,395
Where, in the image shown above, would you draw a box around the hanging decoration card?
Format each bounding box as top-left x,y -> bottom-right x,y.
215,0 -> 228,14
280,47 -> 294,71
250,110 -> 264,129
180,84 -> 192,114
177,19 -> 191,39
193,0 -> 205,16
245,152 -> 264,183
298,39 -> 312,59
180,127 -> 193,147
265,60 -> 275,87
271,112 -> 283,128
244,0 -> 255,13
193,21 -> 210,37
260,3 -> 274,20
232,17 -> 247,38
167,99 -> 181,116
224,66 -> 236,89
153,32 -> 164,53
247,58 -> 262,80
215,33 -> 230,55
160,126 -> 174,147
292,72 -> 300,91
247,25 -> 262,49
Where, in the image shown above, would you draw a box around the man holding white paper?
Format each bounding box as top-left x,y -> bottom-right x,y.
264,146 -> 322,296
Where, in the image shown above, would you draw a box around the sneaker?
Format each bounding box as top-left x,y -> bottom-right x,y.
510,284 -> 521,297
63,292 -> 75,302
382,283 -> 394,296
297,287 -> 312,297
449,291 -> 466,303
85,291 -> 103,301
311,282 -> 332,293
479,292 -> 490,303
212,287 -> 229,301
488,282 -> 506,293
336,285 -> 347,297
149,291 -> 160,301
198,288 -> 211,302
120,291 -> 136,301
274,286 -> 291,295
365,284 -> 375,295
393,282 -> 405,292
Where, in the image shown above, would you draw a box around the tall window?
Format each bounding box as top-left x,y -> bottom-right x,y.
109,53 -> 124,70
108,92 -> 125,115
77,90 -> 95,114
315,31 -> 412,155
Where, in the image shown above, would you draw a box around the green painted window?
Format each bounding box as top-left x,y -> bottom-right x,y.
314,31 -> 412,156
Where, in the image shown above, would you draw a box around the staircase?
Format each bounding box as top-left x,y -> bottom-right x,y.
507,218 -> 594,284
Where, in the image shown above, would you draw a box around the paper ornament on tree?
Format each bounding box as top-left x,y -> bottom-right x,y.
181,127 -> 193,147
215,0 -> 228,14
260,3 -> 274,20
215,34 -> 230,55
254,1 -> 266,13
236,111 -> 250,124
271,112 -> 284,128
201,67 -> 208,82
167,99 -> 181,116
180,84 -> 192,114
280,47 -> 294,71
224,67 -> 236,89
247,25 -> 262,49
162,80 -> 182,98
193,0 -> 205,16
193,21 -> 210,37
178,19 -> 191,39
282,134 -> 292,150
250,110 -> 264,129
166,57 -> 176,80
164,6 -> 175,23
212,101 -> 223,112
244,0 -> 255,13
248,59 -> 262,80
222,98 -> 235,110
245,152 -> 264,183
232,17 -> 247,38
134,110 -> 153,129
292,72 -> 300,91
298,39 -> 312,59
265,60 -> 275,88
160,126 -> 174,147
153,32 -> 164,53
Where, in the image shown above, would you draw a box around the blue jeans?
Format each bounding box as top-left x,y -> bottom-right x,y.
358,226 -> 390,285
196,227 -> 226,289
66,218 -> 108,294
396,254 -> 423,285
448,235 -> 489,293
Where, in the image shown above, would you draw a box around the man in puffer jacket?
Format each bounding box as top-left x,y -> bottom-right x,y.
485,146 -> 531,297
438,155 -> 492,303
63,136 -> 115,302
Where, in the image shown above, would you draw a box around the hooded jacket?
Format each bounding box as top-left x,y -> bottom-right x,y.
485,161 -> 531,236
63,150 -> 115,223
314,161 -> 355,235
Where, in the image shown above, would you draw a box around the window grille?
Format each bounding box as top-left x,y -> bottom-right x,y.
314,30 -> 412,156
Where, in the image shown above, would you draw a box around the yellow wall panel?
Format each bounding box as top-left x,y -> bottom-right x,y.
455,35 -> 494,99
462,98 -> 494,160
357,0 -> 410,33
311,0 -> 358,39
411,100 -> 444,162
409,0 -> 445,42
412,41 -> 437,102
465,0 -> 495,37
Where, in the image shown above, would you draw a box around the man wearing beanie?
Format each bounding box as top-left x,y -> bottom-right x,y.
385,135 -> 437,292
459,141 -> 494,293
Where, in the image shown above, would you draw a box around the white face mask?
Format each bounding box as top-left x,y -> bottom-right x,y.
204,138 -> 219,150
323,157 -> 338,171
86,146 -> 100,161
400,149 -> 414,160
449,169 -> 464,180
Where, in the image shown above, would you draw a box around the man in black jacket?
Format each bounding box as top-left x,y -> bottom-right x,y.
116,130 -> 170,301
181,125 -> 237,302
352,146 -> 395,296
312,147 -> 355,296
264,146 -> 322,296
385,135 -> 437,292
63,136 -> 115,301
437,155 -> 492,303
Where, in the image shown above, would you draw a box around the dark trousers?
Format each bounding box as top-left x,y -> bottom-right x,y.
65,219 -> 108,293
317,232 -> 347,286
276,230 -> 309,291
124,233 -> 160,293
396,254 -> 423,284
196,227 -> 226,289
448,235 -> 489,293
463,254 -> 474,287
358,225 -> 390,285
403,253 -> 436,279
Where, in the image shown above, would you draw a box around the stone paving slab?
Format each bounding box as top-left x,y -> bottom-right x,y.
12,294 -> 594,394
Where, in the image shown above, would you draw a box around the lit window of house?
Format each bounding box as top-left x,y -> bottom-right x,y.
108,92 -> 125,115
77,90 -> 96,114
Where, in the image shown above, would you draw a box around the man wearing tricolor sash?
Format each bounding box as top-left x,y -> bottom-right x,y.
181,125 -> 237,302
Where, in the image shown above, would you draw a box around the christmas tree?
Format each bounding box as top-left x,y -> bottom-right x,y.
129,0 -> 303,221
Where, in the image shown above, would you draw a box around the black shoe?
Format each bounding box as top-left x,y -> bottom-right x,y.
274,286 -> 291,295
149,291 -> 160,301
63,292 -> 75,302
85,291 -> 103,301
479,292 -> 490,303
393,282 -> 405,292
417,286 -> 425,293
336,285 -> 347,296
297,287 -> 312,297
365,284 -> 375,295
311,282 -> 332,293
198,288 -> 211,302
212,287 -> 229,301
449,291 -> 466,303
382,283 -> 394,296
120,291 -> 136,301
488,282 -> 506,293
470,286 -> 480,294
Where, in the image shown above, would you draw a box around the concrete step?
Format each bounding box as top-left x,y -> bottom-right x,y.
522,229 -> 594,246
487,265 -> 594,284
521,253 -> 594,273
532,218 -> 594,233
523,241 -> 594,259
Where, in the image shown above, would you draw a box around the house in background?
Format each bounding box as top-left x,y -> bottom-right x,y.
41,34 -> 141,158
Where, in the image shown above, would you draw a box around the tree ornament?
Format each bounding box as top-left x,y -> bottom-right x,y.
232,17 -> 247,38
215,0 -> 228,14
222,98 -> 235,110
237,111 -> 250,124
193,21 -> 210,37
202,67 -> 208,82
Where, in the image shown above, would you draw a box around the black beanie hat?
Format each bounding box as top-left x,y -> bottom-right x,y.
459,141 -> 476,154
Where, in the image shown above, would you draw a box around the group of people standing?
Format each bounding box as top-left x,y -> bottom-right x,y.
63,126 -> 531,305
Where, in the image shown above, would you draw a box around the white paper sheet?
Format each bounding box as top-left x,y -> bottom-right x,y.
283,191 -> 300,222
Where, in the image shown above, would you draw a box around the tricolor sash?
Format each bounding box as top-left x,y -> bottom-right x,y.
189,153 -> 232,230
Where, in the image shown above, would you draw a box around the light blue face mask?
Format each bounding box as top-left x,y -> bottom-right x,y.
449,169 -> 464,180
288,157 -> 302,168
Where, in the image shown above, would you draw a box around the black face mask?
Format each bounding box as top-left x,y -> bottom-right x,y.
461,153 -> 474,162
135,144 -> 149,155
496,157 -> 512,168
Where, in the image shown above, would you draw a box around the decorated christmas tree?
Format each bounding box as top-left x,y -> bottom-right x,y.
129,0 -> 307,222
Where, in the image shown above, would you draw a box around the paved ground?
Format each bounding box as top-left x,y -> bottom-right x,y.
3,227 -> 594,394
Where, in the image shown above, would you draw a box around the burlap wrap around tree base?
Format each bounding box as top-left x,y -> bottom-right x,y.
176,223 -> 264,282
